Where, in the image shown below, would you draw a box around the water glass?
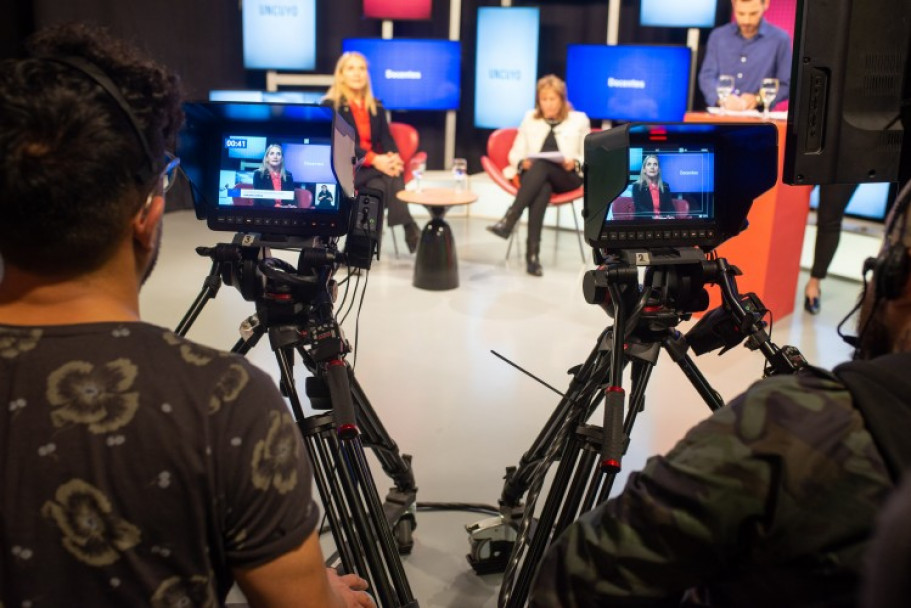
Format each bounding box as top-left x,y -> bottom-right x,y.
760,78 -> 780,118
452,158 -> 468,192
410,158 -> 426,192
716,74 -> 735,112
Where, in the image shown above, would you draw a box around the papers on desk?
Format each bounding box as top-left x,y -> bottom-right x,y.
706,107 -> 788,121
527,151 -> 565,164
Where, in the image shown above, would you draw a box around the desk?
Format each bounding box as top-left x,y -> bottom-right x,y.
685,112 -> 813,319
396,188 -> 478,290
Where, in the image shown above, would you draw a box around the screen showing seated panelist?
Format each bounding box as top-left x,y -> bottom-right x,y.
606,145 -> 715,223
218,134 -> 339,211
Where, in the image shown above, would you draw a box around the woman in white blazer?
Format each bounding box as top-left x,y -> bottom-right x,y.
488,74 -> 590,276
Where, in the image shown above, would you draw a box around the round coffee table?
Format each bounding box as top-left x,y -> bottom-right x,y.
396,187 -> 478,290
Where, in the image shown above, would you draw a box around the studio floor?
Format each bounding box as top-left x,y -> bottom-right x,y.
142,205 -> 875,607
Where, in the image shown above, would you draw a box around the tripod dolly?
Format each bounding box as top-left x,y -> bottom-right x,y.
177,234 -> 419,608
466,248 -> 807,608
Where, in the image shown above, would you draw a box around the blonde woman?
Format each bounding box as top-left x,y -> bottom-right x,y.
252,144 -> 295,207
487,75 -> 590,276
323,52 -> 420,252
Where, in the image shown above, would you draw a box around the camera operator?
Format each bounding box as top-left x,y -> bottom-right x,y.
0,23 -> 373,608
529,190 -> 911,606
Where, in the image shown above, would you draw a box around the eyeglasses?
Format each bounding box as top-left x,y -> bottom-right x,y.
161,153 -> 181,193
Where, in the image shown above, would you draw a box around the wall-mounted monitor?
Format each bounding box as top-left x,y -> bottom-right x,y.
809,182 -> 894,222
341,38 -> 461,111
474,6 -> 540,128
640,0 -> 718,28
566,44 -> 691,122
209,90 -> 325,104
242,0 -> 316,71
363,0 -> 432,20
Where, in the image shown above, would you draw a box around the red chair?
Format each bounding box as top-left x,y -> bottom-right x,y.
611,197 -> 635,220
481,128 -> 587,262
294,188 -> 313,208
672,198 -> 690,218
387,122 -> 428,255
611,196 -> 689,219
231,182 -> 255,206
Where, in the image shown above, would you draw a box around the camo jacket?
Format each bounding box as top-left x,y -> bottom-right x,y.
530,370 -> 894,608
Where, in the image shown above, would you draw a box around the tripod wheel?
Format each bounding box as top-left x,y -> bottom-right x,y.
394,514 -> 416,555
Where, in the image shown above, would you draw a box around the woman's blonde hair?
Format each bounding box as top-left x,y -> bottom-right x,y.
323,51 -> 378,114
636,154 -> 666,192
533,74 -> 572,121
258,144 -> 287,179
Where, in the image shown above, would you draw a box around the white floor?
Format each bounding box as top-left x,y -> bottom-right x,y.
141,206 -> 877,607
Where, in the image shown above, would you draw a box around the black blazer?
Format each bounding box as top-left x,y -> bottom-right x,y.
632,181 -> 675,215
252,169 -> 295,191
252,169 -> 295,207
325,97 -> 400,188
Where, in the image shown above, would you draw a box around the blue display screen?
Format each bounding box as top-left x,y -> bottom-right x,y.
474,7 -> 540,128
809,183 -> 892,221
607,145 -> 715,222
640,0 -> 718,28
566,44 -> 691,122
342,38 -> 461,111
242,0 -> 316,70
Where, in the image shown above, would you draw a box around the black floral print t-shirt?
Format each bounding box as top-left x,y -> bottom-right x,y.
0,322 -> 319,607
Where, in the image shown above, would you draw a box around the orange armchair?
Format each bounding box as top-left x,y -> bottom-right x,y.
387,121 -> 427,255
481,128 -> 587,262
389,122 -> 427,184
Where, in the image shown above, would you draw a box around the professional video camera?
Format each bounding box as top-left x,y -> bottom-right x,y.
175,102 -> 419,607
179,101 -> 383,269
469,122 -> 810,608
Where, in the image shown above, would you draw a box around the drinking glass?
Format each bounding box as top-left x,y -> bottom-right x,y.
760,78 -> 780,119
410,158 -> 426,192
716,75 -> 735,113
452,158 -> 468,192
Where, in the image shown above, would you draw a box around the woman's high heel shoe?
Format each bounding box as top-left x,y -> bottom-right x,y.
804,294 -> 821,315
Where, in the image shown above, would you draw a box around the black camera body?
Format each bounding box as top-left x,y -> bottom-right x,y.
178,101 -> 382,257
583,122 -> 779,255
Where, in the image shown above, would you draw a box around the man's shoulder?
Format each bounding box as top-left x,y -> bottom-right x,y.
760,19 -> 792,43
707,21 -> 739,42
736,368 -> 848,409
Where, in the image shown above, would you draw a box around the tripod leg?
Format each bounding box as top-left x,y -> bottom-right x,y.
300,414 -> 370,576
499,330 -> 613,510
323,360 -> 418,608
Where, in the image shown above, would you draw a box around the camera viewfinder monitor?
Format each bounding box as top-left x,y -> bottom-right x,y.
242,0 -> 316,71
640,0 -> 719,28
584,123 -> 778,252
566,45 -> 692,122
784,0 -> 911,186
179,102 -> 356,239
341,38 -> 461,111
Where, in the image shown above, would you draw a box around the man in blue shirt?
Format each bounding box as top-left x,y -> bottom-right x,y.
698,0 -> 792,111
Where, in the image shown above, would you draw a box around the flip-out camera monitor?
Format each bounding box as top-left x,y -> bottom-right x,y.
179,102 -> 356,239
584,123 -> 778,252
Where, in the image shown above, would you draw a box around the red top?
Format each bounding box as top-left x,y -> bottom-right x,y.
270,171 -> 282,206
648,182 -> 661,215
349,100 -> 376,166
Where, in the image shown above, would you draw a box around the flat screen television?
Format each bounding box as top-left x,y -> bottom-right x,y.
784,0 -> 911,186
809,183 -> 894,221
363,0 -> 432,20
341,38 -> 461,111
474,6 -> 540,128
640,0 -> 718,28
242,0 -> 316,71
566,44 -> 691,122
209,90 -> 325,104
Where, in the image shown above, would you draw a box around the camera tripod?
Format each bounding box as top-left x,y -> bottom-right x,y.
176,234 -> 419,608
465,248 -> 807,608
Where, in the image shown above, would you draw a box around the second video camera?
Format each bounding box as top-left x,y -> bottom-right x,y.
583,122 -> 779,255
